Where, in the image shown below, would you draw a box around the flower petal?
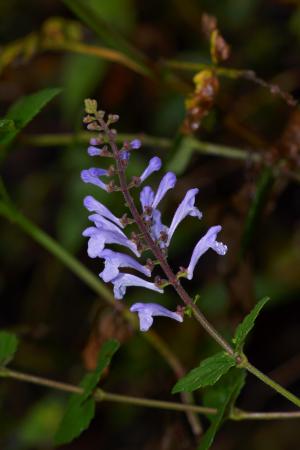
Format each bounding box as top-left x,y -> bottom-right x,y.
81,168 -> 108,191
84,195 -> 123,228
130,302 -> 183,331
83,226 -> 139,257
112,273 -> 163,300
140,186 -> 155,213
130,139 -> 141,149
150,209 -> 169,248
139,157 -> 162,183
152,172 -> 176,209
99,249 -> 151,282
87,146 -> 102,156
186,225 -> 228,280
167,188 -> 202,245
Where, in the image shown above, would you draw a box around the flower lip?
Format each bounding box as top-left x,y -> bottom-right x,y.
186,225 -> 228,280
152,172 -> 177,209
84,195 -> 123,228
99,248 -> 151,282
130,302 -> 183,332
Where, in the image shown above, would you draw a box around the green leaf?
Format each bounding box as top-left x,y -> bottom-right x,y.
0,119 -> 16,133
55,339 -> 119,445
172,352 -> 236,394
241,167 -> 274,256
199,369 -> 246,450
0,331 -> 19,366
0,88 -> 61,148
233,296 -> 270,353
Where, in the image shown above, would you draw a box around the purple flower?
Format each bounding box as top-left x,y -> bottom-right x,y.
152,172 -> 176,209
186,225 -> 228,280
140,186 -> 154,213
130,303 -> 183,331
130,139 -> 141,149
81,168 -> 108,191
139,157 -> 162,183
111,273 -> 163,300
87,146 -> 102,156
99,249 -> 151,282
84,195 -> 123,228
83,225 -> 139,258
89,137 -> 99,146
167,188 -> 202,245
150,209 -> 169,248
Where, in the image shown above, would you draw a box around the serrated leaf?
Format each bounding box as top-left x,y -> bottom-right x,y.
172,352 -> 236,394
55,339 -> 119,445
0,88 -> 61,148
233,296 -> 269,353
0,331 -> 19,366
199,369 -> 246,450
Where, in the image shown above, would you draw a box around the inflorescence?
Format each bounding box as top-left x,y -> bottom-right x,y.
81,99 -> 228,332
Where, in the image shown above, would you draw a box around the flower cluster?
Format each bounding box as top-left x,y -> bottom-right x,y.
81,101 -> 228,332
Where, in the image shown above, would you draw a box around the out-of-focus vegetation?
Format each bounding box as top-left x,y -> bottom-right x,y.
0,0 -> 300,449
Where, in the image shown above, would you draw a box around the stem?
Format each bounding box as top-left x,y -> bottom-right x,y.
104,123 -> 234,356
245,362 -> 300,408
2,366 -> 300,421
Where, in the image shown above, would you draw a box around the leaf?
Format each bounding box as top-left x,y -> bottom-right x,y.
63,0 -> 152,77
172,352 -> 236,394
241,167 -> 274,256
199,369 -> 246,450
55,339 -> 119,445
0,88 -> 61,148
233,296 -> 270,353
0,331 -> 19,366
0,119 -> 16,133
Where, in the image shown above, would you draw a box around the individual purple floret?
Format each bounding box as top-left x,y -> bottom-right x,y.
130,303 -> 183,332
186,225 -> 228,280
84,195 -> 123,228
99,249 -> 151,282
167,188 -> 203,245
83,225 -> 139,258
139,157 -> 162,183
130,139 -> 141,149
87,145 -> 102,156
81,168 -> 109,191
111,273 -> 163,300
152,172 -> 177,209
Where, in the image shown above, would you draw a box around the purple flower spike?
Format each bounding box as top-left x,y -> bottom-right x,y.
81,168 -> 108,191
130,139 -> 141,149
152,172 -> 176,209
139,157 -> 162,183
167,188 -> 203,245
186,225 -> 227,280
87,146 -> 102,156
111,273 -> 163,300
99,249 -> 151,282
130,303 -> 183,332
84,195 -> 123,228
140,186 -> 154,213
83,226 -> 139,258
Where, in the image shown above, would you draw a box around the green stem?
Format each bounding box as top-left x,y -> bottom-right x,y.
22,132 -> 261,162
245,361 -> 300,408
2,366 -> 300,420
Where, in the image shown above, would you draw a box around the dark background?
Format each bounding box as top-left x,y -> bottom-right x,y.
0,0 -> 300,449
